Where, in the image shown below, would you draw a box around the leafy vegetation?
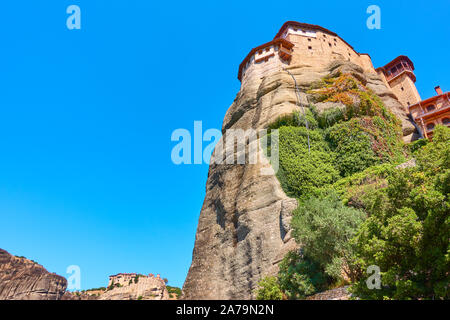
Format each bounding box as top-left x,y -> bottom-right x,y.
350,125 -> 449,299
166,286 -> 182,296
259,71 -> 449,300
255,276 -> 284,300
276,126 -> 340,200
277,251 -> 328,299
269,73 -> 405,200
291,194 -> 365,281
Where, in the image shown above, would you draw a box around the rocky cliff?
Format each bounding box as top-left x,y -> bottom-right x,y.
0,249 -> 67,300
0,248 -> 170,300
182,60 -> 416,299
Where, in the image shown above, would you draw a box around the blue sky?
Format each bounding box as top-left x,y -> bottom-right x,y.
0,0 -> 448,290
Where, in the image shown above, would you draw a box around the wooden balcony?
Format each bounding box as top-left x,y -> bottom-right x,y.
415,103 -> 450,120
385,63 -> 415,82
278,47 -> 292,61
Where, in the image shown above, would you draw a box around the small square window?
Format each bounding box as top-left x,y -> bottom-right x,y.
401,87 -> 404,91
308,46 -> 312,50
308,38 -> 311,42
328,43 -> 332,47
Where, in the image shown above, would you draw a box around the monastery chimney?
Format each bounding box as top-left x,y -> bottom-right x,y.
435,86 -> 443,95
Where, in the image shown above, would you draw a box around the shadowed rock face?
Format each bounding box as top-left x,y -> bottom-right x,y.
182,61 -> 415,300
0,249 -> 67,300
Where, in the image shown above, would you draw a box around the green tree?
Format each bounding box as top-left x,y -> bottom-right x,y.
351,125 -> 450,299
278,251 -> 327,299
291,194 -> 365,281
255,276 -> 284,300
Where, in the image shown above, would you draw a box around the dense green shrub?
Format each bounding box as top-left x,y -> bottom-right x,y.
351,126 -> 450,299
326,163 -> 395,208
276,126 -> 340,199
325,118 -> 378,176
268,109 -> 318,131
255,276 -> 284,300
291,194 -> 365,281
278,251 -> 328,299
314,106 -> 345,129
325,116 -> 404,177
268,113 -> 299,131
407,138 -> 428,154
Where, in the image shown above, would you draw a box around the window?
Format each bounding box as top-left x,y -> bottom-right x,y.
334,38 -> 337,42
265,48 -> 270,52
258,50 -> 262,55
308,46 -> 312,50
426,105 -> 436,112
401,87 -> 404,91
308,38 -> 311,42
426,123 -> 435,131
329,42 -> 332,47
442,118 -> 450,125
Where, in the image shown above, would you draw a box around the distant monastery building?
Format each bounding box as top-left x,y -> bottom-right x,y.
238,21 -> 449,139
108,272 -> 162,287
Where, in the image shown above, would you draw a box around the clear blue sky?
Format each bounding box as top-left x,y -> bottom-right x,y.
0,0 -> 448,290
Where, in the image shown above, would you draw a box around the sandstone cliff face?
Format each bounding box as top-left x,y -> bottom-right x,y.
182,60 -> 416,300
0,249 -> 67,300
99,276 -> 169,300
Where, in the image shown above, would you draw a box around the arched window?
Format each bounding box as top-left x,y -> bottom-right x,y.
426,104 -> 436,112
442,118 -> 450,125
426,123 -> 435,131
